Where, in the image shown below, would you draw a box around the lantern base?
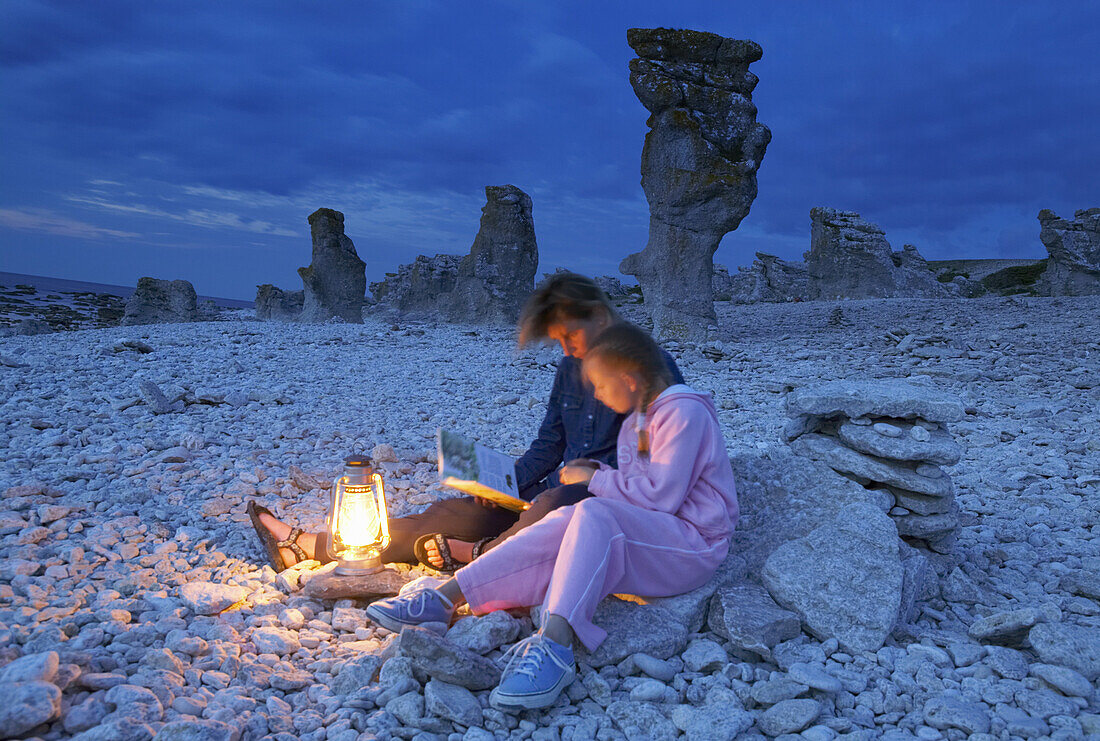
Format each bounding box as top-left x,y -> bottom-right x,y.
334,551 -> 383,576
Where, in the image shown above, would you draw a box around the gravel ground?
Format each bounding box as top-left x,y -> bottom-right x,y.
1,294 -> 1098,740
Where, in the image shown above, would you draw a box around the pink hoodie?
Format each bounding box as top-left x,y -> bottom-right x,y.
587,385 -> 739,542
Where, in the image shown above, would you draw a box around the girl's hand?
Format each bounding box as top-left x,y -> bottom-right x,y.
560,464 -> 596,486
565,458 -> 600,470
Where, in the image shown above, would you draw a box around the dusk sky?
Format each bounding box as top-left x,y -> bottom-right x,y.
2,1 -> 1097,300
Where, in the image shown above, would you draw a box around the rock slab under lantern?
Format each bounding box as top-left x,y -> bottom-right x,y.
303,566 -> 410,600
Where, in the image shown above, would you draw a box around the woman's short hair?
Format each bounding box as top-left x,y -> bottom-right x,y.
517,272 -> 615,345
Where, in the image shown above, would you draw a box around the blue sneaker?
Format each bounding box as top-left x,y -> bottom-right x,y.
365,588 -> 455,634
490,632 -> 576,710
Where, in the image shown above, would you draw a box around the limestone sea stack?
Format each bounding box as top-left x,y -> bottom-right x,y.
1037,207 -> 1100,296
805,208 -> 951,300
370,185 -> 538,324
443,184 -> 538,324
297,208 -> 366,323
120,277 -> 198,326
620,27 -> 771,340
254,285 -> 304,321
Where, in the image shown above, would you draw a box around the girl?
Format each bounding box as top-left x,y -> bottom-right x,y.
365,322 -> 738,711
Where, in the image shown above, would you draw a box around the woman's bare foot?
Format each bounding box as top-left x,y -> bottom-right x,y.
257,511 -> 319,566
424,537 -> 475,569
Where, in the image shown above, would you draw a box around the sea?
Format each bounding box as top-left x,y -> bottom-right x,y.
0,272 -> 253,308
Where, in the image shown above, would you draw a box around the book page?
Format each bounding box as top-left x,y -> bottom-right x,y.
437,428 -> 529,512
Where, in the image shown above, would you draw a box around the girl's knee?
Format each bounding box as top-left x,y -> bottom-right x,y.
533,484 -> 590,512
571,496 -> 615,520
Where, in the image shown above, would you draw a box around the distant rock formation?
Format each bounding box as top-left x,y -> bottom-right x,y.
371,185 -> 538,324
619,27 -> 771,339
298,208 -> 366,323
1037,208 -> 1100,296
14,318 -> 54,336
541,269 -> 631,300
121,278 -> 198,326
370,255 -> 461,314
727,253 -> 810,304
712,265 -> 734,302
255,284 -> 304,321
805,209 -> 951,300
595,275 -> 631,300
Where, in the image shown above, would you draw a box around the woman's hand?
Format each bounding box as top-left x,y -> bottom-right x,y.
559,464 -> 596,486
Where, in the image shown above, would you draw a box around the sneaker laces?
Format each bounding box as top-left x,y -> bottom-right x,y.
400,588 -> 453,620
500,633 -> 572,682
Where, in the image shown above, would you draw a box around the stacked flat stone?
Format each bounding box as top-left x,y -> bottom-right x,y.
783,380 -> 965,554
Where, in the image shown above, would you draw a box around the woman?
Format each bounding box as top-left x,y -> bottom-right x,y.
248,272 -> 684,571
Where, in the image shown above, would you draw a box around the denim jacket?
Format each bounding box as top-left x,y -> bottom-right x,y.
514,349 -> 685,500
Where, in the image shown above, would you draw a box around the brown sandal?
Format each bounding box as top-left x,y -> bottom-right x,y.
247,501 -> 308,571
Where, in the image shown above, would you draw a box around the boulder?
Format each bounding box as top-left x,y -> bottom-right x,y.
424,678 -> 482,727
302,566 -> 409,600
121,277 -> 198,325
896,541 -> 933,626
707,581 -> 801,659
805,208 -> 951,300
620,27 -> 771,340
728,446 -> 881,573
397,626 -> 501,690
445,610 -> 522,655
1037,207 -> 1100,296
153,720 -> 236,741
922,694 -> 991,735
297,208 -> 366,323
761,503 -> 904,653
254,284 -> 303,320
758,698 -> 822,737
577,599 -> 688,668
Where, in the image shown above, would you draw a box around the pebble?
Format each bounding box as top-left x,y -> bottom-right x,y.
787,662 -> 842,692
0,651 -> 59,683
0,680 -> 62,736
250,627 -> 300,655
873,422 -> 904,437
758,698 -> 822,736
1028,663 -> 1094,699
633,653 -> 677,682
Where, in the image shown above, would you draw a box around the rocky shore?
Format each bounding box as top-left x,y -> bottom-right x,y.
1,294 -> 1098,740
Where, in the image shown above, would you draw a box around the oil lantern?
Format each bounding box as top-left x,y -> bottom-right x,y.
328,456 -> 390,575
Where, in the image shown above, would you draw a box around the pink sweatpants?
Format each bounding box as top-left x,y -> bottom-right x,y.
453,497 -> 730,650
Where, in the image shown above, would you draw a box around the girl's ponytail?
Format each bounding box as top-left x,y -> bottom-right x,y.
635,378 -> 651,457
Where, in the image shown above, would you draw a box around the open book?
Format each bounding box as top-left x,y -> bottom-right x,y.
437,428 -> 531,512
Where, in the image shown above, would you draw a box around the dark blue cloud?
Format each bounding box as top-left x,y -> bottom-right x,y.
2,0 -> 1098,298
